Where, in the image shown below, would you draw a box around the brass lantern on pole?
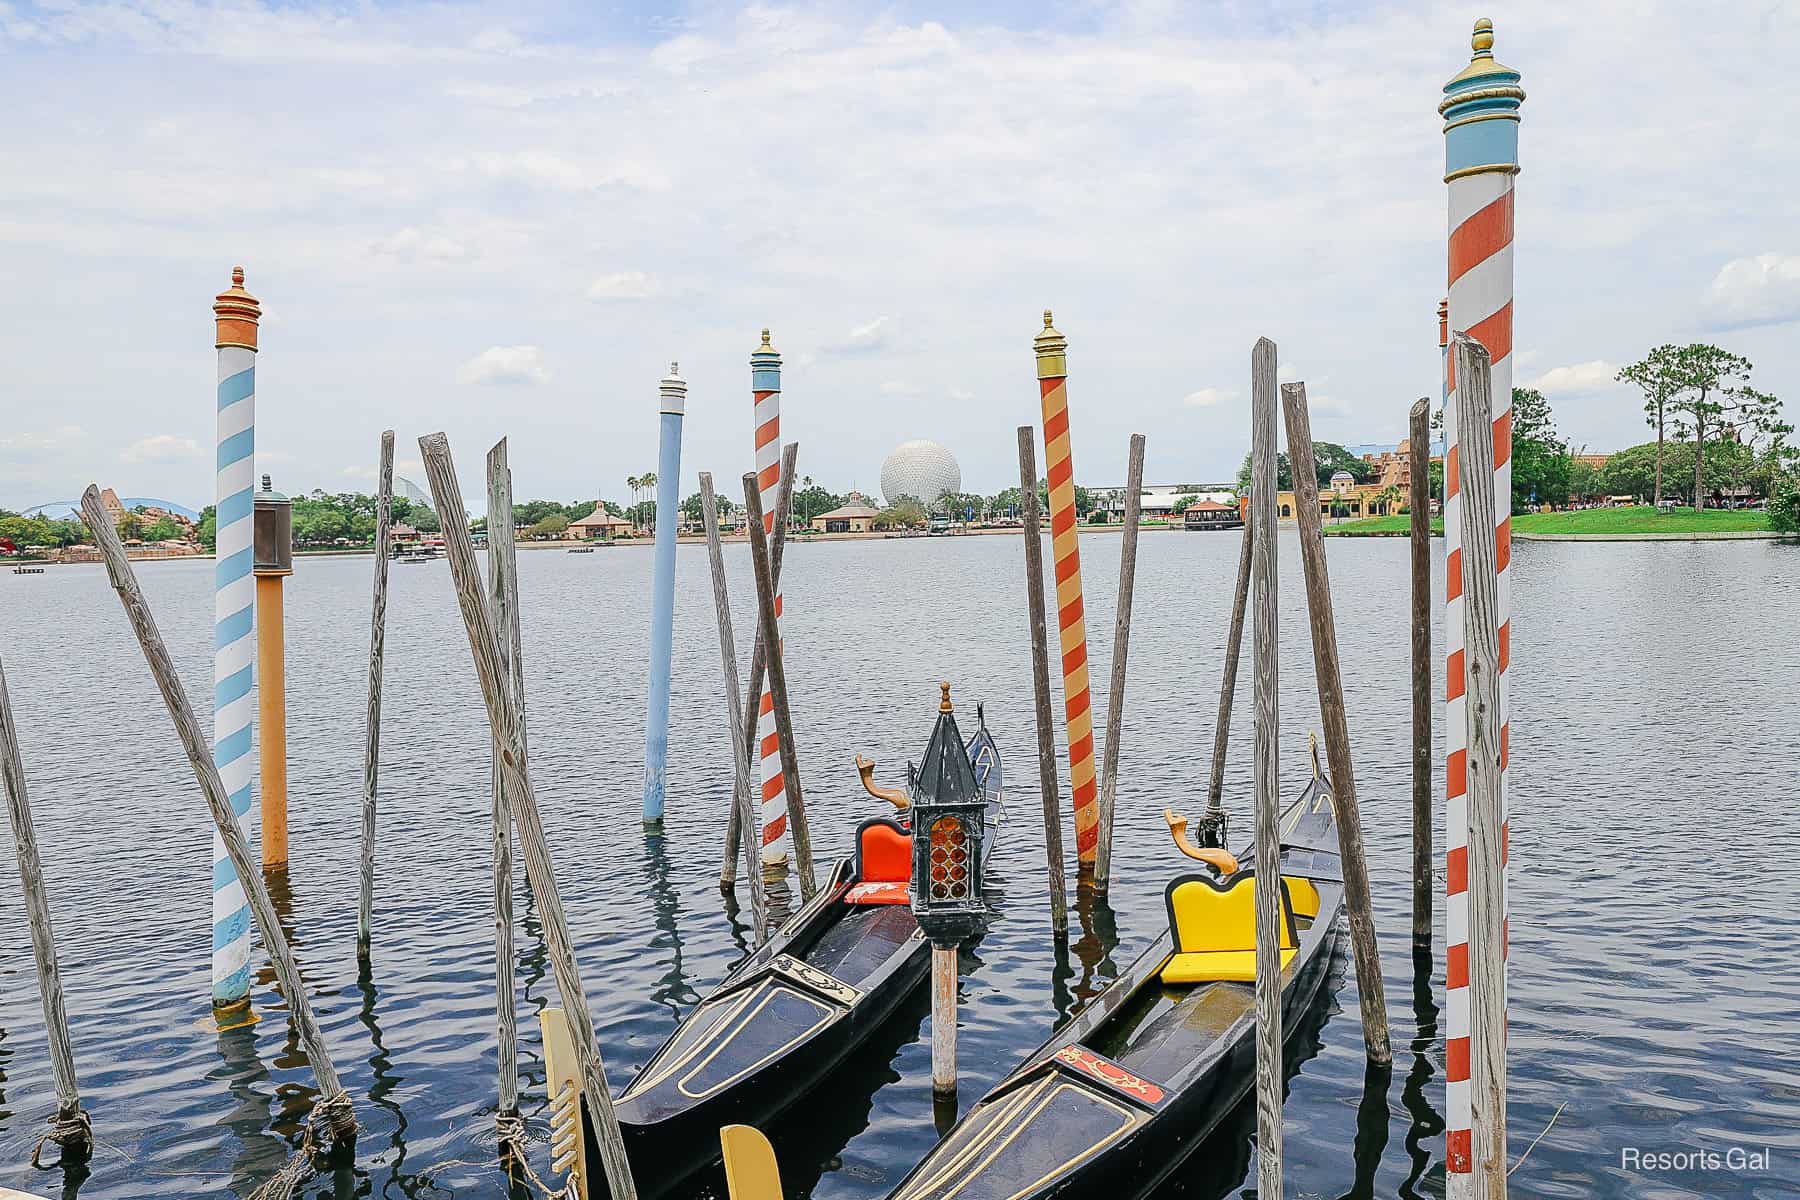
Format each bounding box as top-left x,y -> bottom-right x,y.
909,683 -> 989,949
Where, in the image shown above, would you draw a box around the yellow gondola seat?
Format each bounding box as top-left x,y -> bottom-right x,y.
1285,875 -> 1321,921
1160,871 -> 1298,985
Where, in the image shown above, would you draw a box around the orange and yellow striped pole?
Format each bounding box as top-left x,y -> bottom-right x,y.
1033,311 -> 1098,869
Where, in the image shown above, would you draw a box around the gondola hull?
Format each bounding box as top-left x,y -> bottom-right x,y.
888,781 -> 1346,1200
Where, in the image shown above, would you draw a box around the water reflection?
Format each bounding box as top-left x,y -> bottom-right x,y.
1400,949 -> 1444,1199
643,834 -> 698,1017
1068,884 -> 1121,1004
210,1023 -> 288,1200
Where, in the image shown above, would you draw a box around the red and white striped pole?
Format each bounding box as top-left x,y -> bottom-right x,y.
750,330 -> 788,868
1442,19 -> 1522,1197
1033,311 -> 1099,871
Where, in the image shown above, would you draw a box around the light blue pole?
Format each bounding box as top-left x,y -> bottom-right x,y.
642,362 -> 686,826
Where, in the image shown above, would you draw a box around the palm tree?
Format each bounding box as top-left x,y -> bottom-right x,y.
642,472 -> 658,532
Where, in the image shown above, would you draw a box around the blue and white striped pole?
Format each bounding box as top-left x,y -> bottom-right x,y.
212,267 -> 260,1022
642,362 -> 686,826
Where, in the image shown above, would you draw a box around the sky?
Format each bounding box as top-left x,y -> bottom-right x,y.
3,0 -> 1798,513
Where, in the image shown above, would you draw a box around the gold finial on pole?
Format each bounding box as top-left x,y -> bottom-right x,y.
759,328 -> 772,350
213,266 -> 261,351
1471,17 -> 1494,55
1033,310 -> 1067,379
939,681 -> 953,713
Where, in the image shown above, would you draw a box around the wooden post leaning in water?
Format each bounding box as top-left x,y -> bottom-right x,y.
722,442 -> 798,889
1093,432 -> 1145,892
357,430 -> 394,957
210,267 -> 260,1020
0,656 -> 93,1164
1033,312 -> 1100,871
1203,520 -> 1253,846
1453,335 -> 1510,1198
1247,338 -> 1283,1199
1280,382 -> 1394,1066
1016,427 -> 1069,934
1408,399 -> 1433,951
699,471 -> 768,939
1441,22 -> 1523,1193
931,945 -> 958,1096
486,438 -> 525,1159
416,434 -> 638,1200
79,485 -> 357,1156
741,474 -> 816,899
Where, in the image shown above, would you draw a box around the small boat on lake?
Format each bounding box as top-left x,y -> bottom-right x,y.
590,694 -> 1003,1199
885,777 -> 1344,1200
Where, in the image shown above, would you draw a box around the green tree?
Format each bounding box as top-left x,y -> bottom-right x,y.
1618,344 -> 1682,506
988,487 -> 1022,518
1662,345 -> 1752,511
875,498 -> 927,530
1171,493 -> 1200,515
143,516 -> 183,542
411,506 -> 441,533
528,513 -> 570,539
1509,387 -> 1573,511
791,485 -> 841,524
1768,472 -> 1800,534
1032,479 -> 1096,516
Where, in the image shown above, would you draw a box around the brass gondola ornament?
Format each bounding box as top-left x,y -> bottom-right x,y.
1164,808 -> 1241,876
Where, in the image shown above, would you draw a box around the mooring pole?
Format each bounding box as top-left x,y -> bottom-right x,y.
417,434 -> 638,1200
1441,21 -> 1523,1195
1093,433 -> 1145,892
357,430 -> 394,958
1454,336 -> 1511,1199
0,656 -> 93,1164
1032,312 -> 1100,873
722,442 -> 798,889
931,945 -> 958,1096
1248,338 -> 1283,1199
80,485 -> 357,1159
1409,398 -> 1433,952
1281,382 -> 1393,1066
741,473 -> 816,899
210,267 -> 260,1024
253,474 -> 294,871
486,438 -> 525,1160
1203,520 -> 1252,847
642,362 -> 687,829
699,471 -> 768,939
748,331 -> 791,871
1016,426 -> 1069,934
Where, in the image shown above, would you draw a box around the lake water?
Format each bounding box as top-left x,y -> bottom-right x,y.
2,529 -> 1796,1199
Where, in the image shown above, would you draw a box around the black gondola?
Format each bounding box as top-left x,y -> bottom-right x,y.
589,700 -> 1003,1200
885,777 -> 1346,1200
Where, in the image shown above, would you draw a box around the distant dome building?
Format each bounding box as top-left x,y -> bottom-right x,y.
881,440 -> 961,506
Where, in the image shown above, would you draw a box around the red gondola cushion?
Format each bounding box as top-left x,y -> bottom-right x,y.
848,820 -> 911,905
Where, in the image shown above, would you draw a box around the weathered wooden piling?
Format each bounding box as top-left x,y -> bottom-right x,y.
741,474 -> 816,899
1093,433 -> 1145,892
748,331 -> 791,869
1203,520 -> 1253,846
79,485 -> 358,1167
1408,398 -> 1433,951
722,442 -> 798,890
357,430 -> 394,957
416,434 -> 637,1200
1453,335 -> 1510,1198
1247,338 -> 1283,1198
930,946 -> 958,1097
1441,21 -> 1523,1193
253,475 -> 294,870
642,362 -> 687,828
0,656 -> 92,1165
210,267 -> 260,1020
699,470 -> 768,939
1015,426 -> 1068,934
1280,382 -> 1394,1066
1032,312 -> 1100,872
485,438 -> 525,1159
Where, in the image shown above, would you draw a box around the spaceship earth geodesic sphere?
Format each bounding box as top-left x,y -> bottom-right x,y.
881,440 -> 962,506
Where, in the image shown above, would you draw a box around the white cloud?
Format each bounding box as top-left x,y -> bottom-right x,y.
587,271 -> 657,301
120,434 -> 203,463
456,346 -> 549,386
823,317 -> 896,356
372,226 -> 470,263
1183,388 -> 1234,408
1527,360 -> 1625,395
0,425 -> 86,459
1702,253 -> 1800,330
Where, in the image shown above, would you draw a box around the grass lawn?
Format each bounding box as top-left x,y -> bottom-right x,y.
1323,506 -> 1773,536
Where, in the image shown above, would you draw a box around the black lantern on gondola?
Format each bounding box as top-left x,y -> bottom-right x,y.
909,683 -> 988,948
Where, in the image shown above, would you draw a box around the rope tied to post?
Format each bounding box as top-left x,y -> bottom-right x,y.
496,1110 -> 528,1166
30,1104 -> 93,1168
247,1093 -> 356,1200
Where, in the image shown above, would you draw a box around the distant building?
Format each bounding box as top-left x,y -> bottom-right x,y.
1363,437 -> 1443,492
1184,500 -> 1243,531
569,503 -> 633,540
881,441 -> 961,506
1096,483 -> 1236,520
812,491 -> 882,533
